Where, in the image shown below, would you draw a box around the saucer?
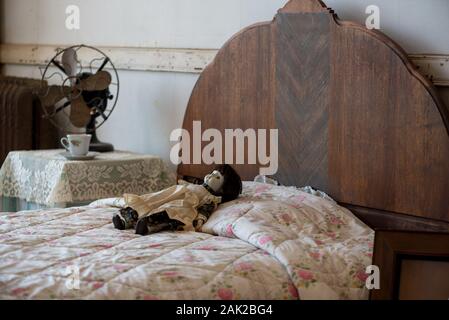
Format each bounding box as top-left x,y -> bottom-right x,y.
60,152 -> 100,161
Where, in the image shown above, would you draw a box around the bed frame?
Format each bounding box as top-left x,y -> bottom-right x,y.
178,0 -> 449,232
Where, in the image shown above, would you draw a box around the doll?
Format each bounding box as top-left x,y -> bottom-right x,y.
112,164 -> 242,236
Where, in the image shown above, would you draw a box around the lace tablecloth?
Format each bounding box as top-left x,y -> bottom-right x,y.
0,150 -> 175,210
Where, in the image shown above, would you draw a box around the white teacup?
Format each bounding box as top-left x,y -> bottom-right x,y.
61,134 -> 92,156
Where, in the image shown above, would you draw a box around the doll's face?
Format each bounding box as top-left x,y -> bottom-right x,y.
204,170 -> 224,193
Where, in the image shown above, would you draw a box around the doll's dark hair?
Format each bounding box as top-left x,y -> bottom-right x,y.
215,164 -> 242,203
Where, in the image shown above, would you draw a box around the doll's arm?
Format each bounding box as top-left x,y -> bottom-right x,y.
90,197 -> 126,208
194,202 -> 218,231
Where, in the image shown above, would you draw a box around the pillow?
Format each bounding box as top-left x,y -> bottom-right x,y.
253,175 -> 335,202
202,181 -> 369,238
201,181 -> 374,300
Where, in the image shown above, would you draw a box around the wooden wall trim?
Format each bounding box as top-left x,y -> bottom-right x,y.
0,43 -> 448,84
0,44 -> 217,74
409,54 -> 449,87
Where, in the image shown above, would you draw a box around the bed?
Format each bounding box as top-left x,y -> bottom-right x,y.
0,182 -> 373,300
1,0 -> 449,300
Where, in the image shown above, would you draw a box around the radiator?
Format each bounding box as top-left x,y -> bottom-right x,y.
0,76 -> 59,165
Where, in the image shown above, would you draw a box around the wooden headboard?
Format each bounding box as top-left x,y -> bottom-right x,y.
178,0 -> 449,227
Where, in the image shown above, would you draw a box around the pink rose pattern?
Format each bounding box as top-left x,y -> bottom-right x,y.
196,245 -> 216,251
258,235 -> 273,246
92,282 -> 104,290
356,270 -> 369,283
217,288 -> 234,300
225,224 -> 234,237
297,270 -> 314,281
288,282 -> 299,299
182,254 -> 196,263
329,215 -> 344,226
280,213 -> 293,224
290,195 -> 306,208
235,262 -> 253,271
254,185 -> 272,195
162,271 -> 178,277
11,287 -> 28,297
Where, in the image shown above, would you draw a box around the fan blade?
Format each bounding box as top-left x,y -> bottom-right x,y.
70,96 -> 92,128
39,85 -> 71,107
77,71 -> 112,91
62,48 -> 78,78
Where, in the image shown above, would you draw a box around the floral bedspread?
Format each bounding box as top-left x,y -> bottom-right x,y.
202,182 -> 375,300
0,182 -> 373,300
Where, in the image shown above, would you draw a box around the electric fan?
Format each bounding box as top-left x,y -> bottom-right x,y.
39,44 -> 119,152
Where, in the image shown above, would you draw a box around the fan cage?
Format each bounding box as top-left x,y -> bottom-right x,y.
39,44 -> 120,133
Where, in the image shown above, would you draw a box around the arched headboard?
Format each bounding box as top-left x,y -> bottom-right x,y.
178,0 -> 449,226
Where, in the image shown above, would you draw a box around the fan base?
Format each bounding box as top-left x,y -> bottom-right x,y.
87,124 -> 114,152
89,141 -> 114,153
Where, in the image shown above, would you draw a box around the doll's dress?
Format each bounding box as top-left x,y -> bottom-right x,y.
123,180 -> 222,231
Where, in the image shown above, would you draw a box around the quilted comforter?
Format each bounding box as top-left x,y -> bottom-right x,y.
0,182 -> 374,300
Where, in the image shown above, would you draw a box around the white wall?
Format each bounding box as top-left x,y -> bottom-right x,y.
0,0 -> 286,48
1,0 -> 449,170
2,0 -> 448,51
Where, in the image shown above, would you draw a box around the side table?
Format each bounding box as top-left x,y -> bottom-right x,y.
0,150 -> 175,212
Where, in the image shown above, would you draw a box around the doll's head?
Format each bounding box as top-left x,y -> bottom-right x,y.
204,165 -> 242,203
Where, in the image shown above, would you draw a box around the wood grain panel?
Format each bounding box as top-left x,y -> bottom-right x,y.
179,0 -> 449,224
178,23 -> 275,181
399,260 -> 449,300
329,22 -> 449,221
275,11 -> 330,190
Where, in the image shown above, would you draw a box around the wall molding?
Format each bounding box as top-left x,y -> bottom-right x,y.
0,44 -> 218,74
409,54 -> 449,87
0,44 -> 448,85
